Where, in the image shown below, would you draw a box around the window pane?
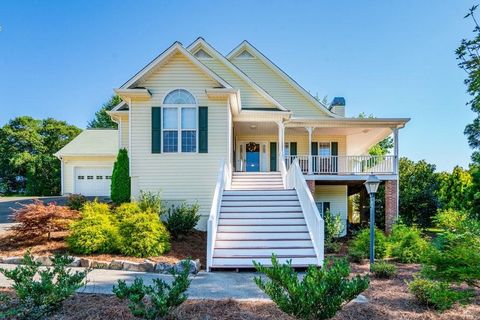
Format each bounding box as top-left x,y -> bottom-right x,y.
284,142 -> 290,157
163,108 -> 178,129
182,131 -> 196,152
319,143 -> 331,156
164,89 -> 195,104
163,131 -> 178,152
182,108 -> 196,129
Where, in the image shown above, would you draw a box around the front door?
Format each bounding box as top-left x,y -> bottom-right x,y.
246,142 -> 260,172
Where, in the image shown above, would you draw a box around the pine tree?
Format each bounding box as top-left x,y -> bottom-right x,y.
111,148 -> 131,204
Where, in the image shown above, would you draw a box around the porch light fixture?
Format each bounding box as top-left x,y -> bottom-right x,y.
364,174 -> 381,270
249,125 -> 257,130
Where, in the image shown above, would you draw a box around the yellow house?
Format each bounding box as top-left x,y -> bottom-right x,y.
55,38 -> 409,270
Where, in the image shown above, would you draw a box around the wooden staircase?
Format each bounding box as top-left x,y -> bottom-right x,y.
210,172 -> 318,268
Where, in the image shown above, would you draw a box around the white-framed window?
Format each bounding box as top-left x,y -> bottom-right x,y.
318,142 -> 331,156
162,89 -> 197,153
284,142 -> 290,157
315,201 -> 330,218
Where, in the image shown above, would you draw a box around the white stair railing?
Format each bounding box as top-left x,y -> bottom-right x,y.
279,156 -> 288,189
206,160 -> 231,271
286,158 -> 324,266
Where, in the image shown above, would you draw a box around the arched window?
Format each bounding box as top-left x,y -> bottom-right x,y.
162,89 -> 197,153
163,89 -> 196,105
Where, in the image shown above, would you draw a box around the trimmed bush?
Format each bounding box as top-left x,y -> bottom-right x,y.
408,277 -> 474,311
67,202 -> 120,254
165,203 -> 200,239
433,208 -> 469,231
348,227 -> 388,261
66,193 -> 87,210
137,190 -> 164,214
371,261 -> 397,279
111,148 -> 130,204
119,211 -> 170,257
12,200 -> 80,240
388,223 -> 428,263
324,209 -> 343,253
254,256 -> 369,320
114,202 -> 142,222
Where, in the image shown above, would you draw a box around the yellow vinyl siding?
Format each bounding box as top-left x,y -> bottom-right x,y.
62,156 -> 115,194
313,185 -> 348,236
200,58 -> 275,109
232,57 -> 330,118
131,52 -> 229,230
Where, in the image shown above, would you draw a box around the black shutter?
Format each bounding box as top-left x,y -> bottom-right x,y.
198,107 -> 208,153
331,142 -> 338,174
323,202 -> 331,214
290,142 -> 297,156
152,107 -> 161,153
311,142 -> 318,173
270,142 -> 277,171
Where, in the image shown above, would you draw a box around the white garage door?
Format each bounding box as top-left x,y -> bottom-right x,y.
74,167 -> 113,197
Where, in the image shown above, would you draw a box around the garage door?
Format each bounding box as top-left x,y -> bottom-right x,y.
74,167 -> 113,197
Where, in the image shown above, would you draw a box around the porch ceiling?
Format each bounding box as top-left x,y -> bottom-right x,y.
234,121 -> 278,135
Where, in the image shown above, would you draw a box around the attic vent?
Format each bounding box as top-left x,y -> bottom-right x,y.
236,50 -> 254,59
194,49 -> 212,59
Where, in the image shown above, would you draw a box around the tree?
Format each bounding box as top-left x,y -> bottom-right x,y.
111,148 -> 131,204
437,166 -> 473,211
87,95 -> 121,129
0,116 -> 80,195
399,157 -> 439,227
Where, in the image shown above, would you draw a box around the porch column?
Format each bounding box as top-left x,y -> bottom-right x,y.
393,128 -> 399,174
307,127 -> 313,174
385,180 -> 398,234
393,128 -> 399,221
277,121 -> 285,169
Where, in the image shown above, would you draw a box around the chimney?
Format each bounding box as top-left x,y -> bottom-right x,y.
330,97 -> 346,117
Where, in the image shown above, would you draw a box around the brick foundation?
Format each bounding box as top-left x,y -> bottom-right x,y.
306,180 -> 316,194
384,180 -> 398,234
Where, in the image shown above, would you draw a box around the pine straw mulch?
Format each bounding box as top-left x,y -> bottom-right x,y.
0,229 -> 207,268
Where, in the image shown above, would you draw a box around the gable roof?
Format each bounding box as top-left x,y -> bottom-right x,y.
54,129 -> 118,157
119,41 -> 232,90
187,38 -> 289,112
227,41 -> 340,118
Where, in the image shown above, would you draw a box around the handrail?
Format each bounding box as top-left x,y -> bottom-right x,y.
279,157 -> 287,189
285,155 -> 395,175
286,158 -> 324,266
206,159 -> 231,271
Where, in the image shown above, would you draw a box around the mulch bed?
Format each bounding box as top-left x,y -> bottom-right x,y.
1,263 -> 479,319
0,229 -> 207,268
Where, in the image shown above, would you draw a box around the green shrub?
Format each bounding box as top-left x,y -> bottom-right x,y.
408,277 -> 474,311
0,252 -> 88,319
371,261 -> 397,279
253,256 -> 369,320
111,148 -> 131,204
348,227 -> 387,261
114,202 -> 142,222
66,193 -> 87,210
433,208 -> 469,231
165,203 -> 200,239
137,190 -> 164,214
324,209 -> 343,253
119,212 -> 170,257
113,260 -> 191,319
67,202 -> 120,254
388,223 -> 428,263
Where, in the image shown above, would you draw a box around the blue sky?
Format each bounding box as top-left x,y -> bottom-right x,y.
0,1 -> 476,172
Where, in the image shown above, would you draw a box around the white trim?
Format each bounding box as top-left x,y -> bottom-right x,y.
187,38 -> 289,112
115,88 -> 151,100
119,42 -> 232,90
236,140 -> 268,172
111,101 -> 128,112
227,41 -> 341,118
60,158 -> 64,195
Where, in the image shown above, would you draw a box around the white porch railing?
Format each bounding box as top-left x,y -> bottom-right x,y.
286,158 -> 324,266
284,155 -> 396,175
206,160 -> 231,271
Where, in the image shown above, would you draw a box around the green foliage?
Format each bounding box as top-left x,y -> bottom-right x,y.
0,252 -> 87,319
370,261 -> 397,279
137,190 -> 164,214
113,260 -> 191,319
437,166 -> 473,211
114,202 -> 142,222
433,208 -> 469,231
348,227 -> 387,261
408,277 -> 474,311
0,116 -> 81,195
111,148 -> 131,204
253,256 -> 369,320
165,203 -> 201,239
388,223 -> 428,263
119,211 -> 170,257
399,157 -> 439,227
324,209 -> 343,253
66,193 -> 87,210
67,202 -> 120,254
87,95 -> 121,129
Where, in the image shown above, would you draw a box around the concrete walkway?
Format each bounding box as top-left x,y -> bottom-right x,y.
0,263 -> 269,300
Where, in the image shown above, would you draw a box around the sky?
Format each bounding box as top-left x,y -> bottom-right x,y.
0,1 -> 477,172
